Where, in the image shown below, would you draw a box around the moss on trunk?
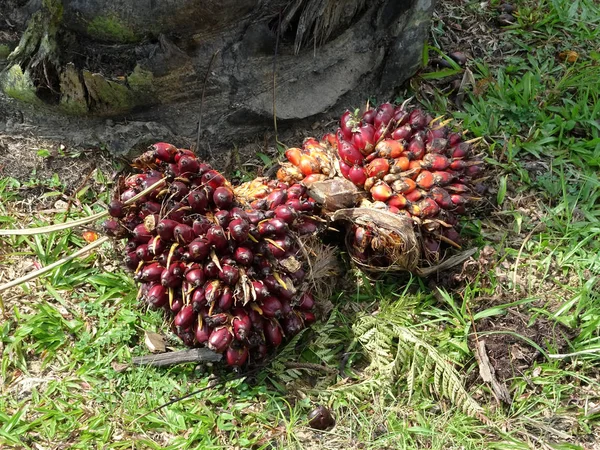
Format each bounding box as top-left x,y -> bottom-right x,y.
2,0 -> 63,105
2,64 -> 41,104
87,15 -> 140,43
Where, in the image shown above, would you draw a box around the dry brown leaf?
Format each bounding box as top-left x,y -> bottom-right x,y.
144,330 -> 166,353
559,50 -> 579,63
111,361 -> 129,372
306,178 -> 365,211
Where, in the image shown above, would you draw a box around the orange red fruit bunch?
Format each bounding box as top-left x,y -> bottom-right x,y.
279,102 -> 486,263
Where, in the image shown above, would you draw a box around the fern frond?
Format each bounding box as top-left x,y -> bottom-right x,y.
406,343 -> 419,402
347,314 -> 487,423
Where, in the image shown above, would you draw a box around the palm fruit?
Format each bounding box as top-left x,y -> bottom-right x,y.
279,101 -> 485,267
105,143 -> 322,368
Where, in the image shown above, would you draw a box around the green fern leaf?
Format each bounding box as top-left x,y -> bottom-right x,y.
348,314 -> 486,423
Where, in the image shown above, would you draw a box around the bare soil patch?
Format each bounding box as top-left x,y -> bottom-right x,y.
469,309 -> 574,382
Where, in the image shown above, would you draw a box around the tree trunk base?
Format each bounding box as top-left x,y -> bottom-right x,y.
1,0 -> 437,157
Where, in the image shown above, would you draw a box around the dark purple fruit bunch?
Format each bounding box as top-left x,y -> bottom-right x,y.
104,143 -> 323,367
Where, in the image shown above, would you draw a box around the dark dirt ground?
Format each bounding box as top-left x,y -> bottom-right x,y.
0,118 -> 335,200
469,309 -> 575,381
0,134 -> 118,208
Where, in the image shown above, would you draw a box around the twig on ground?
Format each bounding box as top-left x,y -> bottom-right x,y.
63,165 -> 95,222
131,348 -> 222,367
473,340 -> 512,404
416,247 -> 477,277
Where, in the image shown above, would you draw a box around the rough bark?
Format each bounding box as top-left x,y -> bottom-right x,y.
0,0 -> 436,157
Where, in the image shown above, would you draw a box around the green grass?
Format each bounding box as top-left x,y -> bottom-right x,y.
2,0 -> 600,448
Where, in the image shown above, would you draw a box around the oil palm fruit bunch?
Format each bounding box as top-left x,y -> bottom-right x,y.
103,142 -> 320,367
280,101 -> 485,266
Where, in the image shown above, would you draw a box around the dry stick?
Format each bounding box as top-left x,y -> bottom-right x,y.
132,348 -> 222,367
0,210 -> 107,236
415,247 -> 477,278
0,236 -> 109,294
0,178 -> 166,236
473,340 -> 512,405
195,51 -> 219,160
131,350 -> 337,374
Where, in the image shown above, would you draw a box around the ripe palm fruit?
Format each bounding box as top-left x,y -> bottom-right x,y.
264,320 -> 283,347
374,103 -> 394,129
298,154 -> 321,176
339,110 -> 356,140
226,344 -> 249,367
387,194 -> 409,209
392,124 -> 412,140
408,198 -> 440,218
337,140 -> 364,166
285,148 -> 302,166
308,405 -> 335,430
353,123 -> 376,155
208,327 -> 232,353
375,139 -> 403,158
370,181 -> 393,202
366,158 -> 390,179
174,305 -> 195,328
430,186 -> 453,210
409,108 -> 428,129
348,165 -> 367,186
421,153 -> 450,171
392,178 -> 417,194
404,134 -> 425,160
416,170 -> 435,190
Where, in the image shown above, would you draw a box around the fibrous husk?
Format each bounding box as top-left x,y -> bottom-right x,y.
281,0 -> 369,54
331,207 -> 420,273
232,177 -> 272,204
297,236 -> 340,317
330,207 -> 478,276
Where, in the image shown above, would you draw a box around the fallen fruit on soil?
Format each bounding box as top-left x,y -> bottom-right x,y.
308,405 -> 335,430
